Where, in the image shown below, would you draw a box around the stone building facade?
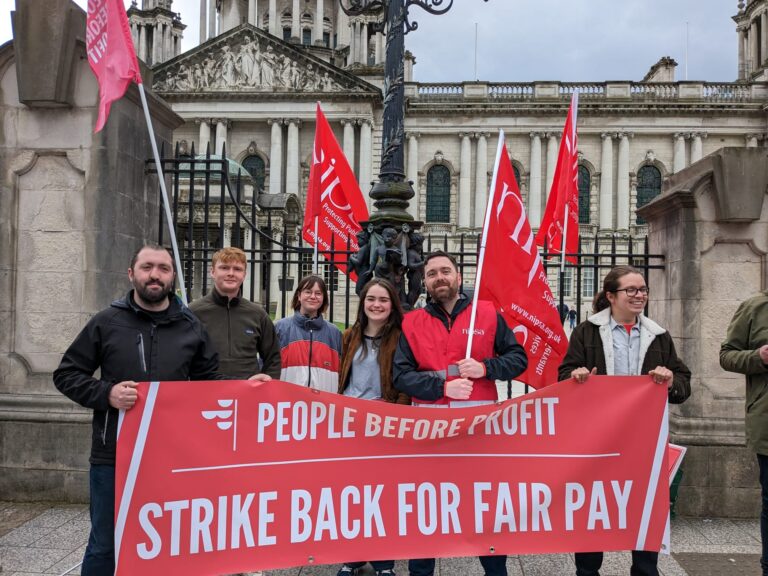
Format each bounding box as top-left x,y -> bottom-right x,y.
130,0 -> 768,313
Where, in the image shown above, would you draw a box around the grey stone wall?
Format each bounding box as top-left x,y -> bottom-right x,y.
639,147 -> 768,517
0,0 -> 181,501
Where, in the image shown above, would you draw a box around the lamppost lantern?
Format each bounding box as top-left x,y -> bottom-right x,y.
340,0 -> 489,305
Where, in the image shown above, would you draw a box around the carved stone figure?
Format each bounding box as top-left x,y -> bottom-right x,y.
349,228 -> 373,294
405,231 -> 425,308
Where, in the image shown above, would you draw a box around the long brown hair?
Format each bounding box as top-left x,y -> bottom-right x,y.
354,278 -> 404,358
592,265 -> 643,313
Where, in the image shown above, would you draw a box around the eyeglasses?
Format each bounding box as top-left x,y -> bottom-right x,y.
613,287 -> 650,297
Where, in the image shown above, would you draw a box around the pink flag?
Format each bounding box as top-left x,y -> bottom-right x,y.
479,137 -> 567,389
535,92 -> 580,263
86,0 -> 142,132
302,103 -> 369,278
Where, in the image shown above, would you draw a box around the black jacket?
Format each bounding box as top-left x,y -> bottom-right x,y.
393,295 -> 528,401
53,291 -> 221,465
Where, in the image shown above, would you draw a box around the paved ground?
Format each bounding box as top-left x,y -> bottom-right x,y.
0,502 -> 761,575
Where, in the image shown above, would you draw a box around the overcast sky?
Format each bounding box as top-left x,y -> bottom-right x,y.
0,0 -> 739,82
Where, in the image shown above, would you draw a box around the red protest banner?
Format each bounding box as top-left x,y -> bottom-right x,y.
115,377 -> 669,575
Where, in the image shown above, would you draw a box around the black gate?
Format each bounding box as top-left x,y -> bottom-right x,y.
149,145 -> 665,329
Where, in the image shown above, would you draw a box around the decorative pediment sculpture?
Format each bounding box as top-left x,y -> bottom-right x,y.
152,25 -> 379,96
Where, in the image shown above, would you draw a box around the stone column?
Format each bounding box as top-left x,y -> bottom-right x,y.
528,132 -> 543,227
199,0 -> 207,42
138,24 -> 146,62
286,119 -> 301,194
197,118 -> 211,153
208,0 -> 216,38
599,132 -> 614,230
215,119 -> 229,155
248,0 -> 258,26
691,132 -> 706,163
164,23 -> 172,63
341,119 -> 356,174
617,132 -> 632,230
474,132 -> 489,228
752,21 -> 760,72
337,8 -> 350,47
314,0 -> 325,45
350,20 -> 359,63
360,21 -> 369,64
291,0 -> 301,41
268,0 -> 278,35
746,134 -> 760,148
673,133 -> 687,173
375,30 -> 384,64
545,132 -> 558,194
359,119 -> 373,204
762,11 -> 768,66
739,27 -> 747,79
459,132 -> 473,229
407,132 -> 420,220
269,119 -> 283,194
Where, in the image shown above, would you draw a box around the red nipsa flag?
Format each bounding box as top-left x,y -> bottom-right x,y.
302,103 -> 369,277
535,92 -> 580,263
478,138 -> 567,389
86,0 -> 142,133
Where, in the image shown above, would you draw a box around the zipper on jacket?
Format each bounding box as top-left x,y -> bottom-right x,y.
137,333 -> 147,373
149,324 -> 157,375
102,410 -> 109,445
306,329 -> 314,387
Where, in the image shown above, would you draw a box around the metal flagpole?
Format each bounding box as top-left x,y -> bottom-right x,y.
560,91 -> 579,275
466,129 -> 505,358
137,82 -> 188,306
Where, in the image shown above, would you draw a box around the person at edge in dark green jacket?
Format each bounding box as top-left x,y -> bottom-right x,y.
720,291 -> 768,576
190,246 -> 281,380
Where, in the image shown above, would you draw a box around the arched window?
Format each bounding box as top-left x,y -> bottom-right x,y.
513,165 -> 521,187
636,165 -> 662,224
242,155 -> 266,192
426,165 -> 451,223
578,165 -> 591,224
302,28 -> 312,45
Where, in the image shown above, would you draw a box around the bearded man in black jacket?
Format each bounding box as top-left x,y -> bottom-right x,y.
54,244 -> 222,576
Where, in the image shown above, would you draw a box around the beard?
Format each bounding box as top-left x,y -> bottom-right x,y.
134,279 -> 173,304
429,281 -> 458,303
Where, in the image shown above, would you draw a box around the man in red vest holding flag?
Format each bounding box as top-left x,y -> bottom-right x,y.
393,250 -> 528,576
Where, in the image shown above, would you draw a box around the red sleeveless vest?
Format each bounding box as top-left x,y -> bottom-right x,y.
402,300 -> 498,405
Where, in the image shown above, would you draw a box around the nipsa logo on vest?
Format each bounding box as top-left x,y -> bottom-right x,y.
461,328 -> 485,336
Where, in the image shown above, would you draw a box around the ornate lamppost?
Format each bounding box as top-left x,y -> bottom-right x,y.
341,0 -> 487,307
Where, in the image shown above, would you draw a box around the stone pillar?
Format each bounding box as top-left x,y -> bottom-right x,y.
269,119 -> 283,194
762,11 -> 768,66
616,132 -> 631,230
286,119 -> 301,194
314,0 -> 325,45
637,147 -> 768,518
458,133 -> 473,229
342,119 -> 356,174
359,119 -> 373,205
691,132 -> 706,163
673,132 -> 687,173
529,132 -> 542,227
208,0 -> 216,38
407,132 -> 420,220
375,30 -> 384,64
215,119 -> 229,155
164,23 -> 172,63
337,8 -> 350,47
268,0 -> 278,35
474,132 -> 489,228
599,132 -> 614,230
348,21 -> 357,63
197,118 -> 211,153
360,21 -> 369,64
138,24 -> 147,62
290,0 -> 300,40
739,27 -> 747,79
248,0 -> 258,26
746,134 -> 759,148
545,132 -> 558,194
752,21 -> 760,72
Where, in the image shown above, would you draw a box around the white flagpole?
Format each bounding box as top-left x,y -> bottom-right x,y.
466,130 -> 506,359
313,215 -> 319,274
559,91 -> 579,275
137,83 -> 188,305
